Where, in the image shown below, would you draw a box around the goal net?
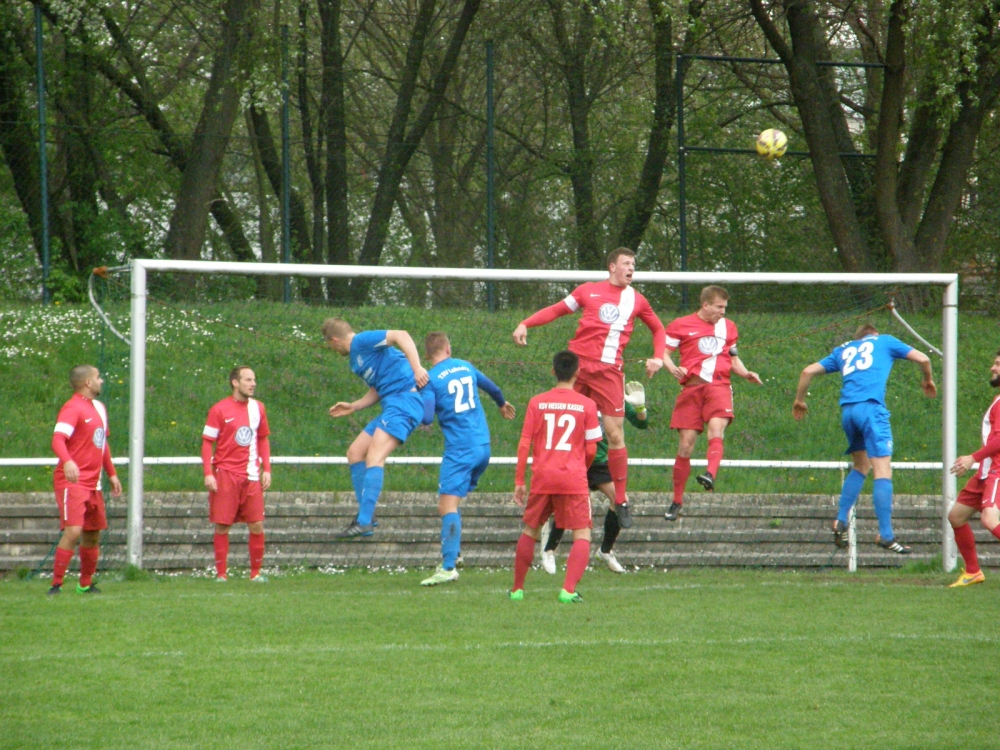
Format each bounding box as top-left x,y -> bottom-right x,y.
79,261 -> 957,576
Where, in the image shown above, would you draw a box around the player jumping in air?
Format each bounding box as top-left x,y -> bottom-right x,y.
49,365 -> 122,595
793,324 -> 936,554
947,350 -> 1000,587
663,285 -> 761,521
542,381 -> 648,574
324,319 -> 429,538
419,332 -> 516,586
512,248 -> 665,529
511,351 -> 603,603
202,366 -> 272,583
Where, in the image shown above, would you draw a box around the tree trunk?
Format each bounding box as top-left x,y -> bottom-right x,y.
348,0 -> 482,303
164,0 -> 260,261
319,0 -> 351,302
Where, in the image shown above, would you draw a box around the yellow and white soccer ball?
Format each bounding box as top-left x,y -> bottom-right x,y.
755,128 -> 788,160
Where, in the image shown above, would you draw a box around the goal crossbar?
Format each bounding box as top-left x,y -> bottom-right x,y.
125,260 -> 960,570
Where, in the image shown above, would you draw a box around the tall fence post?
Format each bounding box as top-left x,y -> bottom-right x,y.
34,5 -> 51,305
281,24 -> 292,303
486,40 -> 496,313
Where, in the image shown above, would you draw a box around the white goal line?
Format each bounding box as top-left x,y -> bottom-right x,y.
0,457 -> 947,470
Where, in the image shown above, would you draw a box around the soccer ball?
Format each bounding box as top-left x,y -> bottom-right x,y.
755,129 -> 788,160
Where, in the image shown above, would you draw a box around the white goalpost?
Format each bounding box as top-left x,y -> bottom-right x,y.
124,259 -> 960,571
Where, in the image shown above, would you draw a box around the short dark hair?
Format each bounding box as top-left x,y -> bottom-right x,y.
229,366 -> 251,385
553,350 -> 579,382
854,324 -> 879,339
70,364 -> 96,390
700,285 -> 729,305
424,331 -> 449,359
607,247 -> 635,268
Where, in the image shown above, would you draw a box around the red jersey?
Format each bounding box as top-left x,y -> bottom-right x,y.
974,395 -> 1000,479
52,394 -> 114,490
517,387 -> 602,494
523,280 -> 665,367
664,313 -> 739,385
202,397 -> 271,480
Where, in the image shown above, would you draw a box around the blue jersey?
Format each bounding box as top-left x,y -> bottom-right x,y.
423,358 -> 505,449
349,330 -> 417,397
819,334 -> 913,407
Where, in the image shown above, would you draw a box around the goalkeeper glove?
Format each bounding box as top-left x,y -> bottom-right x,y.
624,381 -> 646,414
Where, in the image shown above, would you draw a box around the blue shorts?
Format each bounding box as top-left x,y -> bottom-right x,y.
363,391 -> 424,443
841,401 -> 893,458
438,443 -> 491,498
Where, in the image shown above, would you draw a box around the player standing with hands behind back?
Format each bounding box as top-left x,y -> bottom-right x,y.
512,248 -> 666,529
49,365 -> 122,595
202,366 -> 272,583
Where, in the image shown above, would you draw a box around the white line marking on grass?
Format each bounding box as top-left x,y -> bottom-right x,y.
7,632 -> 996,664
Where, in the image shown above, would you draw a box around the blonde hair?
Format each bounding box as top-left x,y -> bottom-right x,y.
700,285 -> 729,305
321,318 -> 353,341
424,331 -> 450,359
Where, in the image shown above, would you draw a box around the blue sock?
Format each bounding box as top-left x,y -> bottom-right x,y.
357,466 -> 384,526
837,470 -> 866,524
349,462 -> 367,508
441,512 -> 461,570
873,478 -> 894,540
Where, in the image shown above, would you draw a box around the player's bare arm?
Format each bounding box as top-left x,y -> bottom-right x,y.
385,330 -> 429,387
792,363 -> 826,420
329,387 -> 380,417
500,402 -> 517,420
905,350 -> 937,397
663,351 -> 688,382
108,475 -> 122,497
732,356 -> 763,386
951,455 -> 976,476
512,323 -> 528,346
513,483 -> 527,506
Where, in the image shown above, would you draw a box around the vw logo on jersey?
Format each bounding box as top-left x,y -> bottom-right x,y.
92,428 -> 106,449
697,336 -> 723,355
598,303 -> 620,324
235,426 -> 254,447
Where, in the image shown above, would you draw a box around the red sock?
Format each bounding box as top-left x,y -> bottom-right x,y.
513,533 -> 535,591
214,533 -> 229,579
673,456 -> 691,504
78,546 -> 99,588
53,546 -> 73,587
249,532 -> 265,578
563,539 -> 590,594
706,437 -> 724,478
953,524 -> 980,574
607,447 -> 629,505
990,524 -> 1000,543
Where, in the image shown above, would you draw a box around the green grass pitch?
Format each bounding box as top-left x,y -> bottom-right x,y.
2,567 -> 994,749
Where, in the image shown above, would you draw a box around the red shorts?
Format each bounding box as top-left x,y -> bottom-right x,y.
956,473 -> 1000,512
54,484 -> 108,531
574,357 -> 625,417
209,469 -> 265,525
522,493 -> 593,531
670,382 -> 734,432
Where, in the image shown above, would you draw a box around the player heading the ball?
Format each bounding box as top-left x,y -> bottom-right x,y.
202,366 -> 272,583
324,319 -> 429,539
947,350 -> 1000,587
793,324 -> 936,554
419,332 -> 516,586
510,351 -> 603,604
512,247 -> 665,530
663,286 -> 762,521
49,365 -> 123,595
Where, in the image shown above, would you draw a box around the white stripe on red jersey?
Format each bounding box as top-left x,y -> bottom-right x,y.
980,395 -> 1000,479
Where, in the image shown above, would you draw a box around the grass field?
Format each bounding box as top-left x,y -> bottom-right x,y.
1,566 -> 993,749
3,291 -> 996,497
